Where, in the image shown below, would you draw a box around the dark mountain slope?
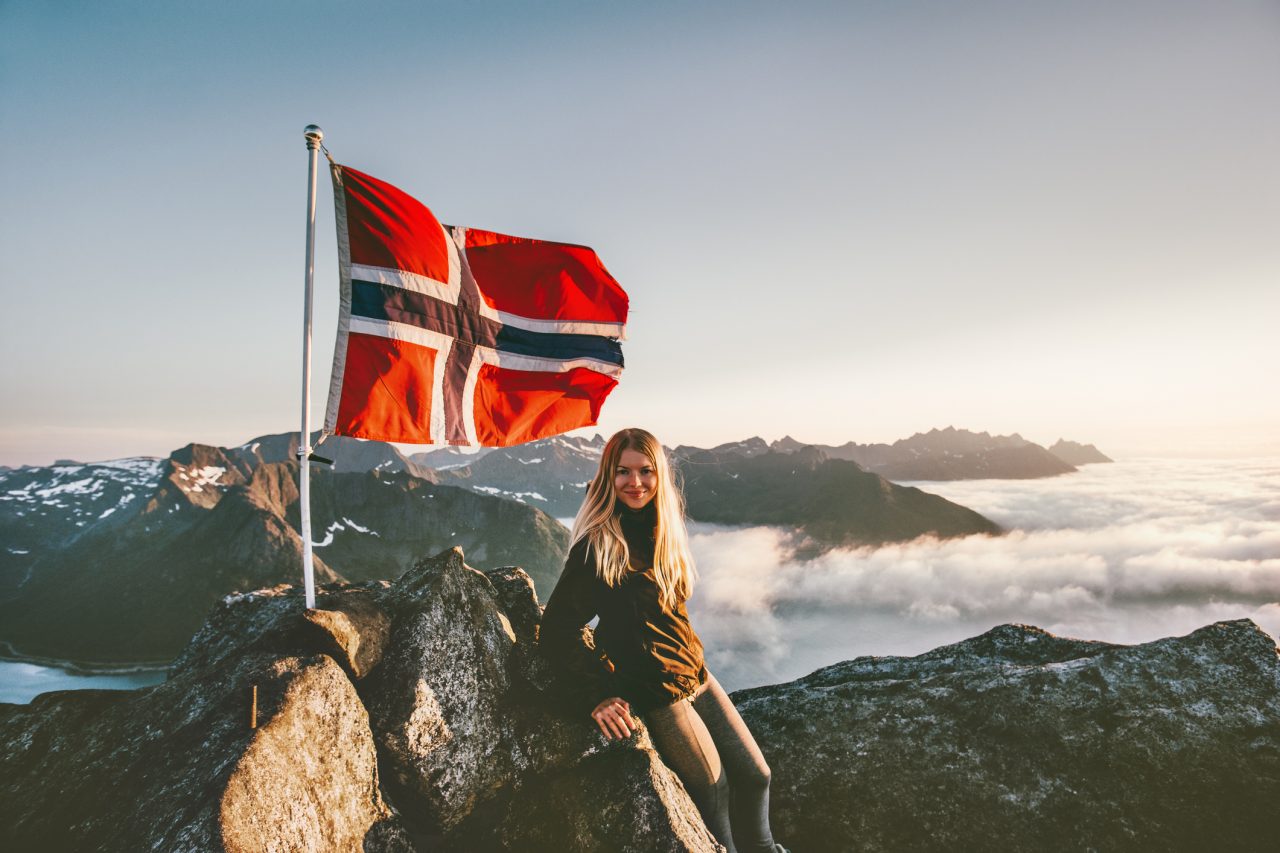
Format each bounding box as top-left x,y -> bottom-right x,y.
676,446 -> 999,550
1048,438 -> 1114,465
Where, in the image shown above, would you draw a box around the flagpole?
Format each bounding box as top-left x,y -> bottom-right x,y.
299,124 -> 323,610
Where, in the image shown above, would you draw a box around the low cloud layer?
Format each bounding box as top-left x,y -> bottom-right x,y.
688,457 -> 1280,692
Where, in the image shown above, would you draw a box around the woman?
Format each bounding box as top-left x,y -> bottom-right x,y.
539,428 -> 787,853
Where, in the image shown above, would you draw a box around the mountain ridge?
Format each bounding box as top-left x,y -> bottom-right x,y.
0,442 -> 569,666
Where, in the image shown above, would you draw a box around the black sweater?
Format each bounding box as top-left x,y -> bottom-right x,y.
539,501 -> 708,716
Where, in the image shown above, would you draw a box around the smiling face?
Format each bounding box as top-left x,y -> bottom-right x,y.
613,447 -> 658,510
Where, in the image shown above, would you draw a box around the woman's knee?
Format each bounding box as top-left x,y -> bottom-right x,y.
738,759 -> 771,790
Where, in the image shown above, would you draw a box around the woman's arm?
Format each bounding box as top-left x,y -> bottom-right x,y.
539,540 -> 633,736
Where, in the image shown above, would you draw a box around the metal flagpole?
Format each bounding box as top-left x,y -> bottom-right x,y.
298,124 -> 323,610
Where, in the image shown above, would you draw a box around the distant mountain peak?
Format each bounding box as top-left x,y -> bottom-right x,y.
1048,439 -> 1113,465
708,436 -> 770,456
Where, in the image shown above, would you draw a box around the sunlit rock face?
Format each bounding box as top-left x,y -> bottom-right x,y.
734,619 -> 1280,853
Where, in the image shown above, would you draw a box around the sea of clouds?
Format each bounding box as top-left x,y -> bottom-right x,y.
687,457 -> 1280,693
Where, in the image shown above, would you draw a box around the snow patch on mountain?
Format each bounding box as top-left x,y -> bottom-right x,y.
95,458 -> 164,480
177,465 -> 226,494
341,517 -> 379,536
1,459 -> 161,515
473,486 -> 548,503
313,517 -> 381,547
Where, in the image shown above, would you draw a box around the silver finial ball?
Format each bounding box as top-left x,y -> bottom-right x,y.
304,125 -> 324,149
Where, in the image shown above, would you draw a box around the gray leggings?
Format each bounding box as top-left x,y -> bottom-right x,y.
643,672 -> 777,853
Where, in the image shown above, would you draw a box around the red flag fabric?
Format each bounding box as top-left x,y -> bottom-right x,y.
323,164 -> 627,447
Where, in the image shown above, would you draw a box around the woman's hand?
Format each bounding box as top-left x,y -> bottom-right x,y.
591,696 -> 636,740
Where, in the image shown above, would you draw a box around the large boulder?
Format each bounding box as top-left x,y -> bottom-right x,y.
0,651 -> 406,851
734,619 -> 1280,852
364,547 -> 721,851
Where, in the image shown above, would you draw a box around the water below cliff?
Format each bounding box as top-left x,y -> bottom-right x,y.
0,660 -> 166,704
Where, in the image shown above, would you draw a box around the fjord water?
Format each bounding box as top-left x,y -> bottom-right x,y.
1,660 -> 166,704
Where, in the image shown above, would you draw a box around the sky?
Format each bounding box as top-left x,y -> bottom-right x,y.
2,0 -> 1278,467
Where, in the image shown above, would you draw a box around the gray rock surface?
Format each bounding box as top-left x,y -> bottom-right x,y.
733,620 -> 1280,852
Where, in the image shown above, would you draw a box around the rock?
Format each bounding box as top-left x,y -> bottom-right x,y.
733,619 -> 1280,852
483,565 -> 542,647
2,546 -> 720,850
364,547 -> 721,851
72,548 -> 721,845
467,743 -> 723,852
484,565 -> 551,685
0,651 -> 401,850
170,581 -> 392,681
301,595 -> 393,679
363,548 -> 522,834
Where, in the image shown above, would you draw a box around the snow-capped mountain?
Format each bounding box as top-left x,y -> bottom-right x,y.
433,434 -> 605,518
0,442 -> 568,666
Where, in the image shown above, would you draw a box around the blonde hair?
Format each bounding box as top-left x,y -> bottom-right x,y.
569,428 -> 697,608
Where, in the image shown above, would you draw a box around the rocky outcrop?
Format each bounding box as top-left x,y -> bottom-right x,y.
733,620 -> 1280,852
362,548 -> 719,851
0,548 -> 720,852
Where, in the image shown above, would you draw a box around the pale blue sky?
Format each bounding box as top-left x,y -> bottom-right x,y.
3,0 -> 1277,466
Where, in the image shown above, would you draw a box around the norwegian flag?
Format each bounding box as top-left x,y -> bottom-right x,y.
323,164 -> 627,447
